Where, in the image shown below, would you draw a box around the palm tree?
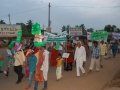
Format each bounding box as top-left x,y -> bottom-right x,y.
61,25 -> 66,32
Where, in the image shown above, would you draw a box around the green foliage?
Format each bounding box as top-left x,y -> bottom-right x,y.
32,23 -> 41,35
34,41 -> 46,47
16,31 -> 22,43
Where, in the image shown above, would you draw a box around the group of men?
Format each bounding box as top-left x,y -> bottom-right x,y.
0,40 -> 119,90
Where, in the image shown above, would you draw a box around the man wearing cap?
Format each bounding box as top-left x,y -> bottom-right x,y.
74,41 -> 86,77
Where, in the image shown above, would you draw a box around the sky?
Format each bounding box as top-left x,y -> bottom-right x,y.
0,0 -> 120,32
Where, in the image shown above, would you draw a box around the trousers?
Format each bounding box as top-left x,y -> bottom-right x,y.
76,61 -> 85,76
89,58 -> 100,71
14,65 -> 24,82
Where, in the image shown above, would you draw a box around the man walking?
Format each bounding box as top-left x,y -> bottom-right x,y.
14,48 -> 25,84
74,41 -> 86,77
89,41 -> 100,72
99,40 -> 107,68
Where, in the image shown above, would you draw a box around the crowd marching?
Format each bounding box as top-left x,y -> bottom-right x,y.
0,40 -> 120,90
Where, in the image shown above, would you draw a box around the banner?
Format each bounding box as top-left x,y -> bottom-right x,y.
47,37 -> 66,42
112,33 -> 120,40
44,31 -> 67,42
69,28 -> 82,36
91,31 -> 108,41
0,24 -> 21,37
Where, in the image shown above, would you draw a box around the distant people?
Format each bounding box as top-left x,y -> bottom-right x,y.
74,41 -> 86,77
58,42 -> 65,55
0,49 -> 4,73
106,42 -> 112,59
6,47 -> 13,76
14,47 -> 25,84
88,41 -> 93,59
118,40 -> 120,53
56,53 -> 63,81
25,49 -> 37,90
64,42 -> 74,71
111,42 -> 118,58
99,40 -> 107,68
1,46 -> 10,76
89,41 -> 100,72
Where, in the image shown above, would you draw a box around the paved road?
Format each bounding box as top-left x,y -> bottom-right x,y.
0,54 -> 120,90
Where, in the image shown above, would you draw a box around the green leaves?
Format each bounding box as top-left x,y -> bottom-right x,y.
32,23 -> 41,35
16,31 -> 22,43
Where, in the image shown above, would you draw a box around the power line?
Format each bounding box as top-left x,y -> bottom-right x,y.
0,6 -> 46,18
53,5 -> 120,8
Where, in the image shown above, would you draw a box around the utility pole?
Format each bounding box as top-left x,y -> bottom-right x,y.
47,2 -> 51,32
8,14 -> 11,24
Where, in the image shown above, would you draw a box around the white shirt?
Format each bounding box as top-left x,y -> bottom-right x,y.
14,50 -> 25,66
74,46 -> 86,62
41,50 -> 49,72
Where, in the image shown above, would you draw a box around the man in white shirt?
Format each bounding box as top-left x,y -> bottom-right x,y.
74,41 -> 86,77
14,50 -> 25,84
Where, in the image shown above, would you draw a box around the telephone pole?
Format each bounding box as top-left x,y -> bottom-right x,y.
47,2 -> 51,32
8,14 -> 11,24
48,2 -> 51,27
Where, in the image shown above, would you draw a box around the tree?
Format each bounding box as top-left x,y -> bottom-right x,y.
75,25 -> 79,28
87,28 -> 94,32
61,25 -> 66,32
26,20 -> 32,32
66,25 -> 70,34
104,25 -> 119,32
116,28 -> 120,33
111,25 -> 117,32
16,23 -> 27,37
0,20 -> 6,24
80,24 -> 87,35
16,22 -> 33,37
104,25 -> 112,32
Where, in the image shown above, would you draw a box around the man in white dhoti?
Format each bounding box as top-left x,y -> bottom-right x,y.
74,41 -> 86,77
41,47 -> 49,90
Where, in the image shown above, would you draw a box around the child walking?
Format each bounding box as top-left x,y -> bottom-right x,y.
56,54 -> 63,81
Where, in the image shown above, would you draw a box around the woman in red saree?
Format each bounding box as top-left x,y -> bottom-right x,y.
50,42 -> 59,67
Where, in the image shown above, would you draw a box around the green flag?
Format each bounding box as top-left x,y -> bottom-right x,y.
91,31 -> 108,41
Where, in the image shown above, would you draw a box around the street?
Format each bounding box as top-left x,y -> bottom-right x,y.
0,54 -> 120,90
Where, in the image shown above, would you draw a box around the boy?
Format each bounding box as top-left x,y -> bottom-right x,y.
56,53 -> 63,80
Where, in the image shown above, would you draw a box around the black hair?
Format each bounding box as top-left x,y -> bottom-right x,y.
93,41 -> 98,45
58,53 -> 62,57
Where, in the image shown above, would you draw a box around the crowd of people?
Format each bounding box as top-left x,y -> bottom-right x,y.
0,39 -> 120,90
